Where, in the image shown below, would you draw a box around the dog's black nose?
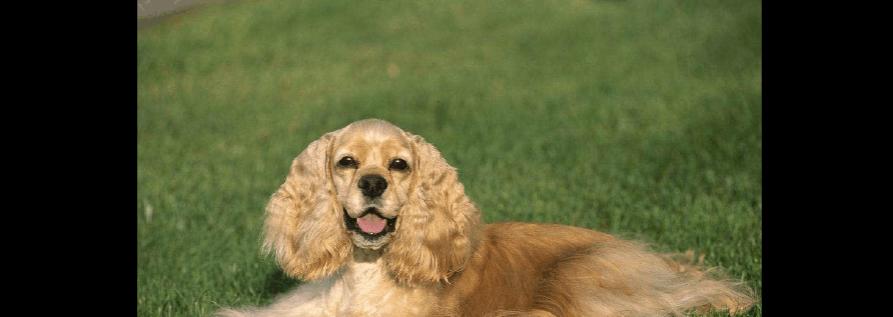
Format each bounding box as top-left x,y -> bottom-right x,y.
358,174 -> 388,198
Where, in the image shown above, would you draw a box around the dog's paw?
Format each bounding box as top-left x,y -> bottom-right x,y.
213,308 -> 250,317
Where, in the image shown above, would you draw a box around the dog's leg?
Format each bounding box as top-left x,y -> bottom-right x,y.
214,279 -> 336,317
529,241 -> 754,316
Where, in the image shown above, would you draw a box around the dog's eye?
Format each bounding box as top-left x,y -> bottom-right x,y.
389,159 -> 409,171
337,156 -> 358,168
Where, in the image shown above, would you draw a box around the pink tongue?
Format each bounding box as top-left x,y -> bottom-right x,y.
357,213 -> 387,234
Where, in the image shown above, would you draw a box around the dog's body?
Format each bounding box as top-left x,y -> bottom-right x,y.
218,119 -> 753,317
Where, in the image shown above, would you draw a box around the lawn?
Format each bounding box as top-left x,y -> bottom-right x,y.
137,0 -> 761,316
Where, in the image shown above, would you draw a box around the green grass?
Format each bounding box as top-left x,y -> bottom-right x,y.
137,0 -> 761,316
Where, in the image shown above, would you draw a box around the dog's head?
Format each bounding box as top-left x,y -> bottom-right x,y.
263,119 -> 480,285
331,119 -> 414,249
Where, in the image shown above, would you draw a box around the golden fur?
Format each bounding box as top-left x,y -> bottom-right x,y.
218,119 -> 754,317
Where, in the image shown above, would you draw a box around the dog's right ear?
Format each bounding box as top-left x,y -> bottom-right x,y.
262,130 -> 352,281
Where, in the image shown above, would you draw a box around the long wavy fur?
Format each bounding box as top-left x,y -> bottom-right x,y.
217,119 -> 755,317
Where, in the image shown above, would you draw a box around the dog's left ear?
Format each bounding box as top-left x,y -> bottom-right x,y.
383,133 -> 482,286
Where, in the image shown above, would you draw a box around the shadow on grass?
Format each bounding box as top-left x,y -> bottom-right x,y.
261,269 -> 300,300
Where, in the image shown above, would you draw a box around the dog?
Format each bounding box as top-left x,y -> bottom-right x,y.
217,118 -> 754,316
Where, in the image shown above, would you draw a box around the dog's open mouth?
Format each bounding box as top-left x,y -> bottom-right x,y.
344,207 -> 396,240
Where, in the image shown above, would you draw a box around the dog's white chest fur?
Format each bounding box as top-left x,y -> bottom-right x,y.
275,258 -> 436,317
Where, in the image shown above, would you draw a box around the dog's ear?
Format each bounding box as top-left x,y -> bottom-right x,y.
383,133 -> 481,286
263,130 -> 352,281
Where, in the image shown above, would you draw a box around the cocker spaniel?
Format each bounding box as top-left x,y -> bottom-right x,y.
218,119 -> 754,317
